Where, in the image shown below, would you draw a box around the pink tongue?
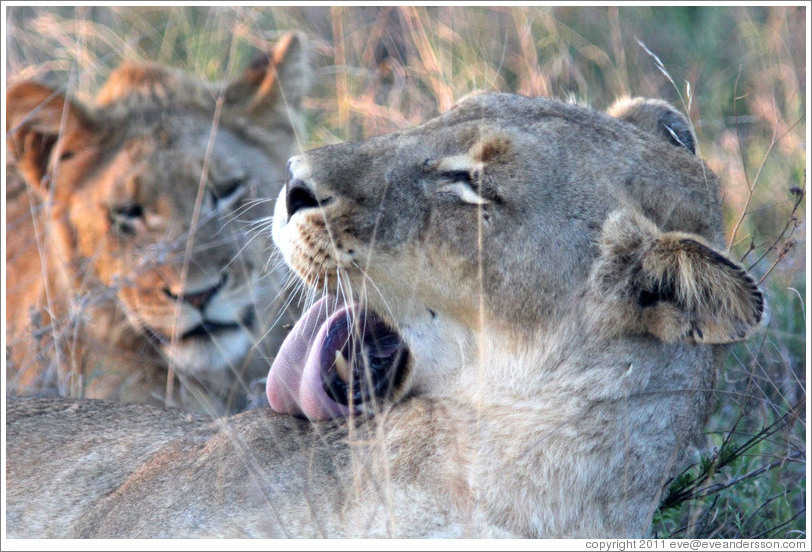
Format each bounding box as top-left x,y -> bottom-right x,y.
266,295 -> 356,421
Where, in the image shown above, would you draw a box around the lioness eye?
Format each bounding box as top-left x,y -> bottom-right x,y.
110,203 -> 144,235
441,170 -> 473,186
437,170 -> 490,205
210,178 -> 246,209
113,204 -> 144,219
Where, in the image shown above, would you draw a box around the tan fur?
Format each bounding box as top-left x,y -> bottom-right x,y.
5,32 -> 311,414
6,94 -> 765,537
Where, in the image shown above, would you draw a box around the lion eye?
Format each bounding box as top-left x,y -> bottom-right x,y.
441,170 -> 474,185
114,204 -> 144,218
110,203 -> 144,235
438,170 -> 488,205
209,178 -> 246,209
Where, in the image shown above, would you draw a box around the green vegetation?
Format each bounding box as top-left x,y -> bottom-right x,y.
6,5 -> 806,538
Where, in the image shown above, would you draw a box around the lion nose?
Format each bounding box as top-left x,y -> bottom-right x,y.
285,178 -> 319,219
163,275 -> 226,311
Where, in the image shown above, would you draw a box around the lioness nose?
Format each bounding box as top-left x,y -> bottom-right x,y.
286,178 -> 319,219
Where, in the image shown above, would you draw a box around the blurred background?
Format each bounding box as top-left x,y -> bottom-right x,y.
5,5 -> 807,539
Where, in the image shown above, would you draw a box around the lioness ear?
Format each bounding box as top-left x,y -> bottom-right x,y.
607,97 -> 696,154
597,211 -> 765,344
6,82 -> 94,194
224,31 -> 311,118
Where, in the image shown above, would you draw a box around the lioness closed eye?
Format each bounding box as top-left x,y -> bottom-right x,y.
6,93 -> 764,538
5,32 -> 310,414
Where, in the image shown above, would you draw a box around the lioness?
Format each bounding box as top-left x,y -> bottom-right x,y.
5,32 -> 310,414
6,93 -> 764,537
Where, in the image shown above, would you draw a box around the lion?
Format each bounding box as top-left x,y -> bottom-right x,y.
6,92 -> 765,537
5,32 -> 310,415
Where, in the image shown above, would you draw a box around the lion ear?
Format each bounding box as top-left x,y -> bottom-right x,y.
597,211 -> 766,344
224,31 -> 311,119
6,81 -> 95,194
607,97 -> 696,154
636,234 -> 766,344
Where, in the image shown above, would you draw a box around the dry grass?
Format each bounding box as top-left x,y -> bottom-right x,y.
5,5 -> 806,538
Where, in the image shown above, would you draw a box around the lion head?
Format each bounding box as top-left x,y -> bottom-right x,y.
6,32 -> 310,414
262,93 -> 764,535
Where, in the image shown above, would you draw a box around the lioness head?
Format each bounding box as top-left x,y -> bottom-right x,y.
267,92 -> 763,423
261,93 -> 764,535
6,32 -> 310,413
